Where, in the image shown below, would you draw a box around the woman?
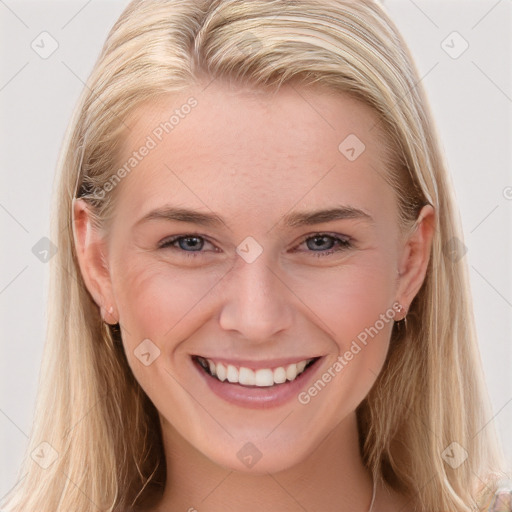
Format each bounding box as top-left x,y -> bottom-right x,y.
2,1 -> 510,511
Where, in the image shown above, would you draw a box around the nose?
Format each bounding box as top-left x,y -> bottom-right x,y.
218,251 -> 294,343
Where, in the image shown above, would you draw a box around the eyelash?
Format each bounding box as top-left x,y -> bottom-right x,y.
157,233 -> 352,259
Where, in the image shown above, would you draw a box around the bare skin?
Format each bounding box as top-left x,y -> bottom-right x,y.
74,79 -> 434,511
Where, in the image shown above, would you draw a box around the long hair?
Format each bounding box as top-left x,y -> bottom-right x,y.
1,1 -> 507,511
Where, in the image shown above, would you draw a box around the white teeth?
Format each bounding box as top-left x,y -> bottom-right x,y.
197,356 -> 316,387
226,364 -> 238,383
286,364 -> 298,381
254,369 -> 274,387
239,367 -> 255,386
273,366 -> 287,384
216,362 -> 227,382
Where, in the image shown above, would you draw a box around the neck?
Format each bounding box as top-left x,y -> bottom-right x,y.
150,411 -> 374,512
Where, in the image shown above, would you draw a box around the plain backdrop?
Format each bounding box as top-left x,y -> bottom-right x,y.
1,0 -> 511,502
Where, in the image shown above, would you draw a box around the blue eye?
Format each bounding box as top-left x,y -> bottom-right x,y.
301,233 -> 352,257
158,235 -> 213,257
158,233 -> 352,258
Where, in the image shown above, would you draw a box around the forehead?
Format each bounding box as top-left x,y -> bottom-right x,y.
113,80 -> 395,229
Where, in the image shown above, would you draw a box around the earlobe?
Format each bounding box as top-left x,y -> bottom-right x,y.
396,204 -> 436,312
100,304 -> 119,325
72,198 -> 117,319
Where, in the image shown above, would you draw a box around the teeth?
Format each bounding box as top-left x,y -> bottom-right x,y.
273,367 -> 287,384
216,362 -> 227,382
239,366 -> 255,386
196,356 -> 316,387
255,369 -> 273,387
226,364 -> 238,383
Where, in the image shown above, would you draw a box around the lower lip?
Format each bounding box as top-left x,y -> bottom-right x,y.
192,357 -> 323,409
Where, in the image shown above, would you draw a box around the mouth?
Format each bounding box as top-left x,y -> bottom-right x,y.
192,355 -> 321,388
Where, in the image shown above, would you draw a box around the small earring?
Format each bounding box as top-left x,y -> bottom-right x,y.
101,305 -> 118,325
395,303 -> 408,328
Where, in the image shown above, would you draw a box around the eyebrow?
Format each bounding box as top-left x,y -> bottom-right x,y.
134,205 -> 374,230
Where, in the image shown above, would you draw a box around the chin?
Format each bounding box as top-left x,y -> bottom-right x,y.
200,436 -> 314,475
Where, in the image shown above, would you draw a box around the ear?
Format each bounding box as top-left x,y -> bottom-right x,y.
396,204 -> 436,316
72,198 -> 118,324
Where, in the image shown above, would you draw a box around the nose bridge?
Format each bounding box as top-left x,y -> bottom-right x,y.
218,249 -> 293,340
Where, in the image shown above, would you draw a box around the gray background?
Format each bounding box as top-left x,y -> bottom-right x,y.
1,0 -> 511,502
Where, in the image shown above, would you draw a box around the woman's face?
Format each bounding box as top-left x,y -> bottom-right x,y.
75,80 -> 433,473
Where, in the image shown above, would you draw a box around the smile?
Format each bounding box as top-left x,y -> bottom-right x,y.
193,355 -> 320,387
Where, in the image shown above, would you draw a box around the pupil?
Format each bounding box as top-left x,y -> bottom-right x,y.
308,235 -> 332,251
181,237 -> 202,251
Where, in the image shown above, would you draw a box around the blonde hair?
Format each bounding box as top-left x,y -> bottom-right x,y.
2,1 -> 507,511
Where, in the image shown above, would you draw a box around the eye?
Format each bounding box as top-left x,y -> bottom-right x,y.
158,232 -> 352,259
297,233 -> 352,257
158,234 -> 216,257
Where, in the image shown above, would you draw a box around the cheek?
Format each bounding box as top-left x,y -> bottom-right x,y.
296,256 -> 398,343
112,257 -> 229,342
295,256 -> 397,401
111,258 -> 229,410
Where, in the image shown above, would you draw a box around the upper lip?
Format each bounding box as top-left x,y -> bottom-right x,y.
193,355 -> 321,370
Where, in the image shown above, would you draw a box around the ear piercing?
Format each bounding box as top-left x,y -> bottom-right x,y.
100,304 -> 118,325
395,303 -> 408,327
